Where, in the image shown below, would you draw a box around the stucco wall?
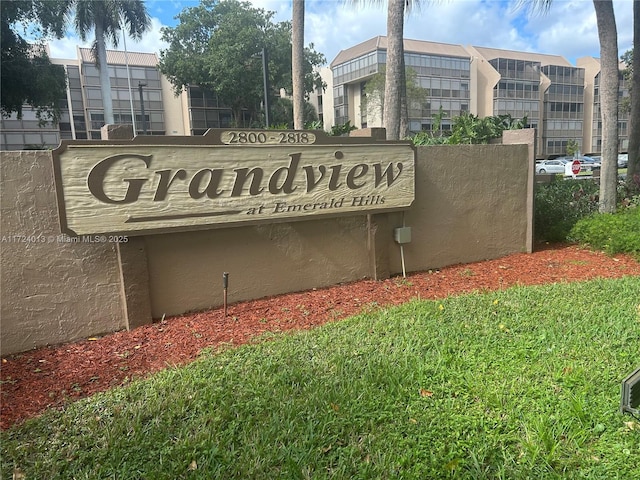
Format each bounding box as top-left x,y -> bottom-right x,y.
145,217 -> 372,318
1,151 -> 125,356
0,140 -> 532,355
386,144 -> 530,273
144,142 -> 531,317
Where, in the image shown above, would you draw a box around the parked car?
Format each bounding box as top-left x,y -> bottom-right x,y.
578,157 -> 600,171
554,155 -> 600,172
535,159 -> 569,174
618,154 -> 628,168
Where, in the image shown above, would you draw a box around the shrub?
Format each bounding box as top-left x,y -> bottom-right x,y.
534,178 -> 599,242
617,179 -> 640,209
411,131 -> 448,145
328,121 -> 357,136
568,206 -> 640,258
408,113 -> 528,146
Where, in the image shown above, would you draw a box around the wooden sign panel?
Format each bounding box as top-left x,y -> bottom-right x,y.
52,130 -> 415,236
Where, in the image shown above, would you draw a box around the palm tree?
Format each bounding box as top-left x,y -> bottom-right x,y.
593,0 -> 619,213
346,1 -> 418,140
292,0 -> 305,130
73,0 -> 150,126
525,0 -> 619,212
384,0 -> 405,140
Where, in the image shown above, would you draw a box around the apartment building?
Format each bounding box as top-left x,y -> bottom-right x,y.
328,37 -> 473,134
1,39 -> 629,159
468,45 -> 586,156
1,47 -> 238,150
2,48 -> 167,150
578,56 -> 630,153
323,36 -> 629,158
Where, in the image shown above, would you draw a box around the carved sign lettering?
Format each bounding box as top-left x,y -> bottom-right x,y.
52,130 -> 415,236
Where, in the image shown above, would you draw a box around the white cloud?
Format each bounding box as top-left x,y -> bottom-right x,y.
523,1 -> 600,59
513,0 -> 633,61
47,17 -> 168,59
42,0 -> 633,66
404,0 -> 530,51
122,17 -> 169,54
47,34 -> 89,60
308,0 -> 633,65
612,0 -> 634,53
307,4 -> 387,63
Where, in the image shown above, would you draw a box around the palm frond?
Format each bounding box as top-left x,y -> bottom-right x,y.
71,0 -> 150,46
514,0 -> 553,17
342,0 -> 425,16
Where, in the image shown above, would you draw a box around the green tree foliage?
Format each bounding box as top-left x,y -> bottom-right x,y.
360,69 -> 385,120
1,0 -> 70,122
569,207 -> 640,258
361,66 -> 426,124
270,97 -> 318,129
328,121 -> 357,136
411,113 -> 528,145
448,113 -> 493,144
158,0 -> 325,127
534,179 -> 599,242
565,139 -> 579,156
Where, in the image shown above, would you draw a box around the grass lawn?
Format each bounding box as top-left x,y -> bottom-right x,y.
2,277 -> 640,479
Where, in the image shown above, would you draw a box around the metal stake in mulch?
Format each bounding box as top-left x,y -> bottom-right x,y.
620,367 -> 640,421
223,272 -> 229,317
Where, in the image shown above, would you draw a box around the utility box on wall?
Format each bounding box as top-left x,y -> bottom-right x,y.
394,226 -> 412,244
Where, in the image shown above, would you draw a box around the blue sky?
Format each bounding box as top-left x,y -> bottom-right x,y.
47,0 -> 634,66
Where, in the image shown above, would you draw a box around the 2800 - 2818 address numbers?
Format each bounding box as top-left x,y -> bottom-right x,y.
221,131 -> 316,145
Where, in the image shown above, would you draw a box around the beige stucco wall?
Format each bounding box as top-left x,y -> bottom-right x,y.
160,76 -> 188,136
145,217 -> 372,318
1,140 -> 532,355
503,128 -> 536,253
465,47 -> 500,118
1,151 -> 126,356
347,82 -> 362,128
385,143 -> 530,273
318,66 -> 335,130
145,142 -> 531,317
577,56 -> 601,154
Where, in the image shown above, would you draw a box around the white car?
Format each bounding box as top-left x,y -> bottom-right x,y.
554,155 -> 600,172
535,159 -> 568,174
618,154 -> 628,168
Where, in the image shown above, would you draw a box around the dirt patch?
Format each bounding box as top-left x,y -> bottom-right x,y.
2,244 -> 639,429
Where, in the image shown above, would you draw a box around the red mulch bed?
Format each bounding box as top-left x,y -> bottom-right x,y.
2,244 -> 639,430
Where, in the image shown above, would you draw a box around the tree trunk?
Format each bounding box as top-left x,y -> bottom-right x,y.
292,0 -> 305,130
593,0 -> 619,213
384,0 -> 404,140
399,55 -> 409,138
627,0 -> 640,191
95,21 -> 114,126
